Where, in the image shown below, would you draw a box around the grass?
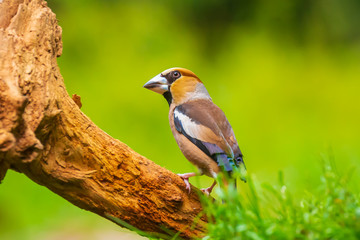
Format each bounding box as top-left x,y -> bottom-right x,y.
201,158 -> 360,240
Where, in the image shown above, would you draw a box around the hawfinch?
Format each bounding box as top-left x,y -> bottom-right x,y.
143,68 -> 246,195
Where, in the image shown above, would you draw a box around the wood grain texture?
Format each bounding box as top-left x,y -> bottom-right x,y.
0,0 -> 207,239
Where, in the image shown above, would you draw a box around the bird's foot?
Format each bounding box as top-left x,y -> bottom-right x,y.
200,187 -> 212,196
201,180 -> 217,196
177,173 -> 196,194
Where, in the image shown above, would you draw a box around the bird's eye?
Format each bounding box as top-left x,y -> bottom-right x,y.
173,71 -> 180,78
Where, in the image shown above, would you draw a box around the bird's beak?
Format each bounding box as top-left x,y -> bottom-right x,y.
143,74 -> 169,94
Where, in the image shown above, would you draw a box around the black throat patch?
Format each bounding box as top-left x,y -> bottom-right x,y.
162,91 -> 172,106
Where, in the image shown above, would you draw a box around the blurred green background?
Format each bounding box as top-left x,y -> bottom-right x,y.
1,0 -> 360,239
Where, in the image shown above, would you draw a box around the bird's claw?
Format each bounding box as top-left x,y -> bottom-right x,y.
200,188 -> 211,196
177,174 -> 191,194
200,181 -> 216,196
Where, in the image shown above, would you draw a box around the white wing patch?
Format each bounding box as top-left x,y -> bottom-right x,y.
174,109 -> 204,139
174,108 -> 229,150
174,107 -> 235,159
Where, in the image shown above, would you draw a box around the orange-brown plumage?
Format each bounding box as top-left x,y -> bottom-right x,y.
144,67 -> 246,195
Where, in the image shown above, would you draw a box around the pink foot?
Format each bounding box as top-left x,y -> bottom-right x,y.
201,180 -> 217,196
177,173 -> 196,194
200,188 -> 212,196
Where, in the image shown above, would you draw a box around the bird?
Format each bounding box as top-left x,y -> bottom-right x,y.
143,67 -> 246,195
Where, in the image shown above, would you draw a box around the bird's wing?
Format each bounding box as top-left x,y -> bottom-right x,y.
174,99 -> 243,172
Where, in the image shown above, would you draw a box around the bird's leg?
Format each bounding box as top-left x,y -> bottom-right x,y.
201,180 -> 217,196
177,172 -> 198,194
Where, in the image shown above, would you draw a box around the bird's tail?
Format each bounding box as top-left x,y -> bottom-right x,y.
219,155 -> 246,190
236,156 -> 247,183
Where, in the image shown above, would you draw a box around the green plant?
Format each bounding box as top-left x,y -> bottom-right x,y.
202,159 -> 360,240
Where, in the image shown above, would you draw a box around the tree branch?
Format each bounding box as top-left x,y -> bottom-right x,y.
0,0 -> 207,239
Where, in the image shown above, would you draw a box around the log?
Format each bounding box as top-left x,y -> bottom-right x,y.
0,0 -> 207,239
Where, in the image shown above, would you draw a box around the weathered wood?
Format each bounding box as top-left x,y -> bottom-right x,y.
0,0 -> 207,239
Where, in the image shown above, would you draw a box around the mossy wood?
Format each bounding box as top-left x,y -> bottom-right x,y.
0,0 -> 207,239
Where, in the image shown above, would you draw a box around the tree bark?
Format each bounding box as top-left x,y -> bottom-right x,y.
0,0 -> 207,239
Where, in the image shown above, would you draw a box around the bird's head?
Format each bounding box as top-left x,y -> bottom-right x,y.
143,67 -> 211,106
